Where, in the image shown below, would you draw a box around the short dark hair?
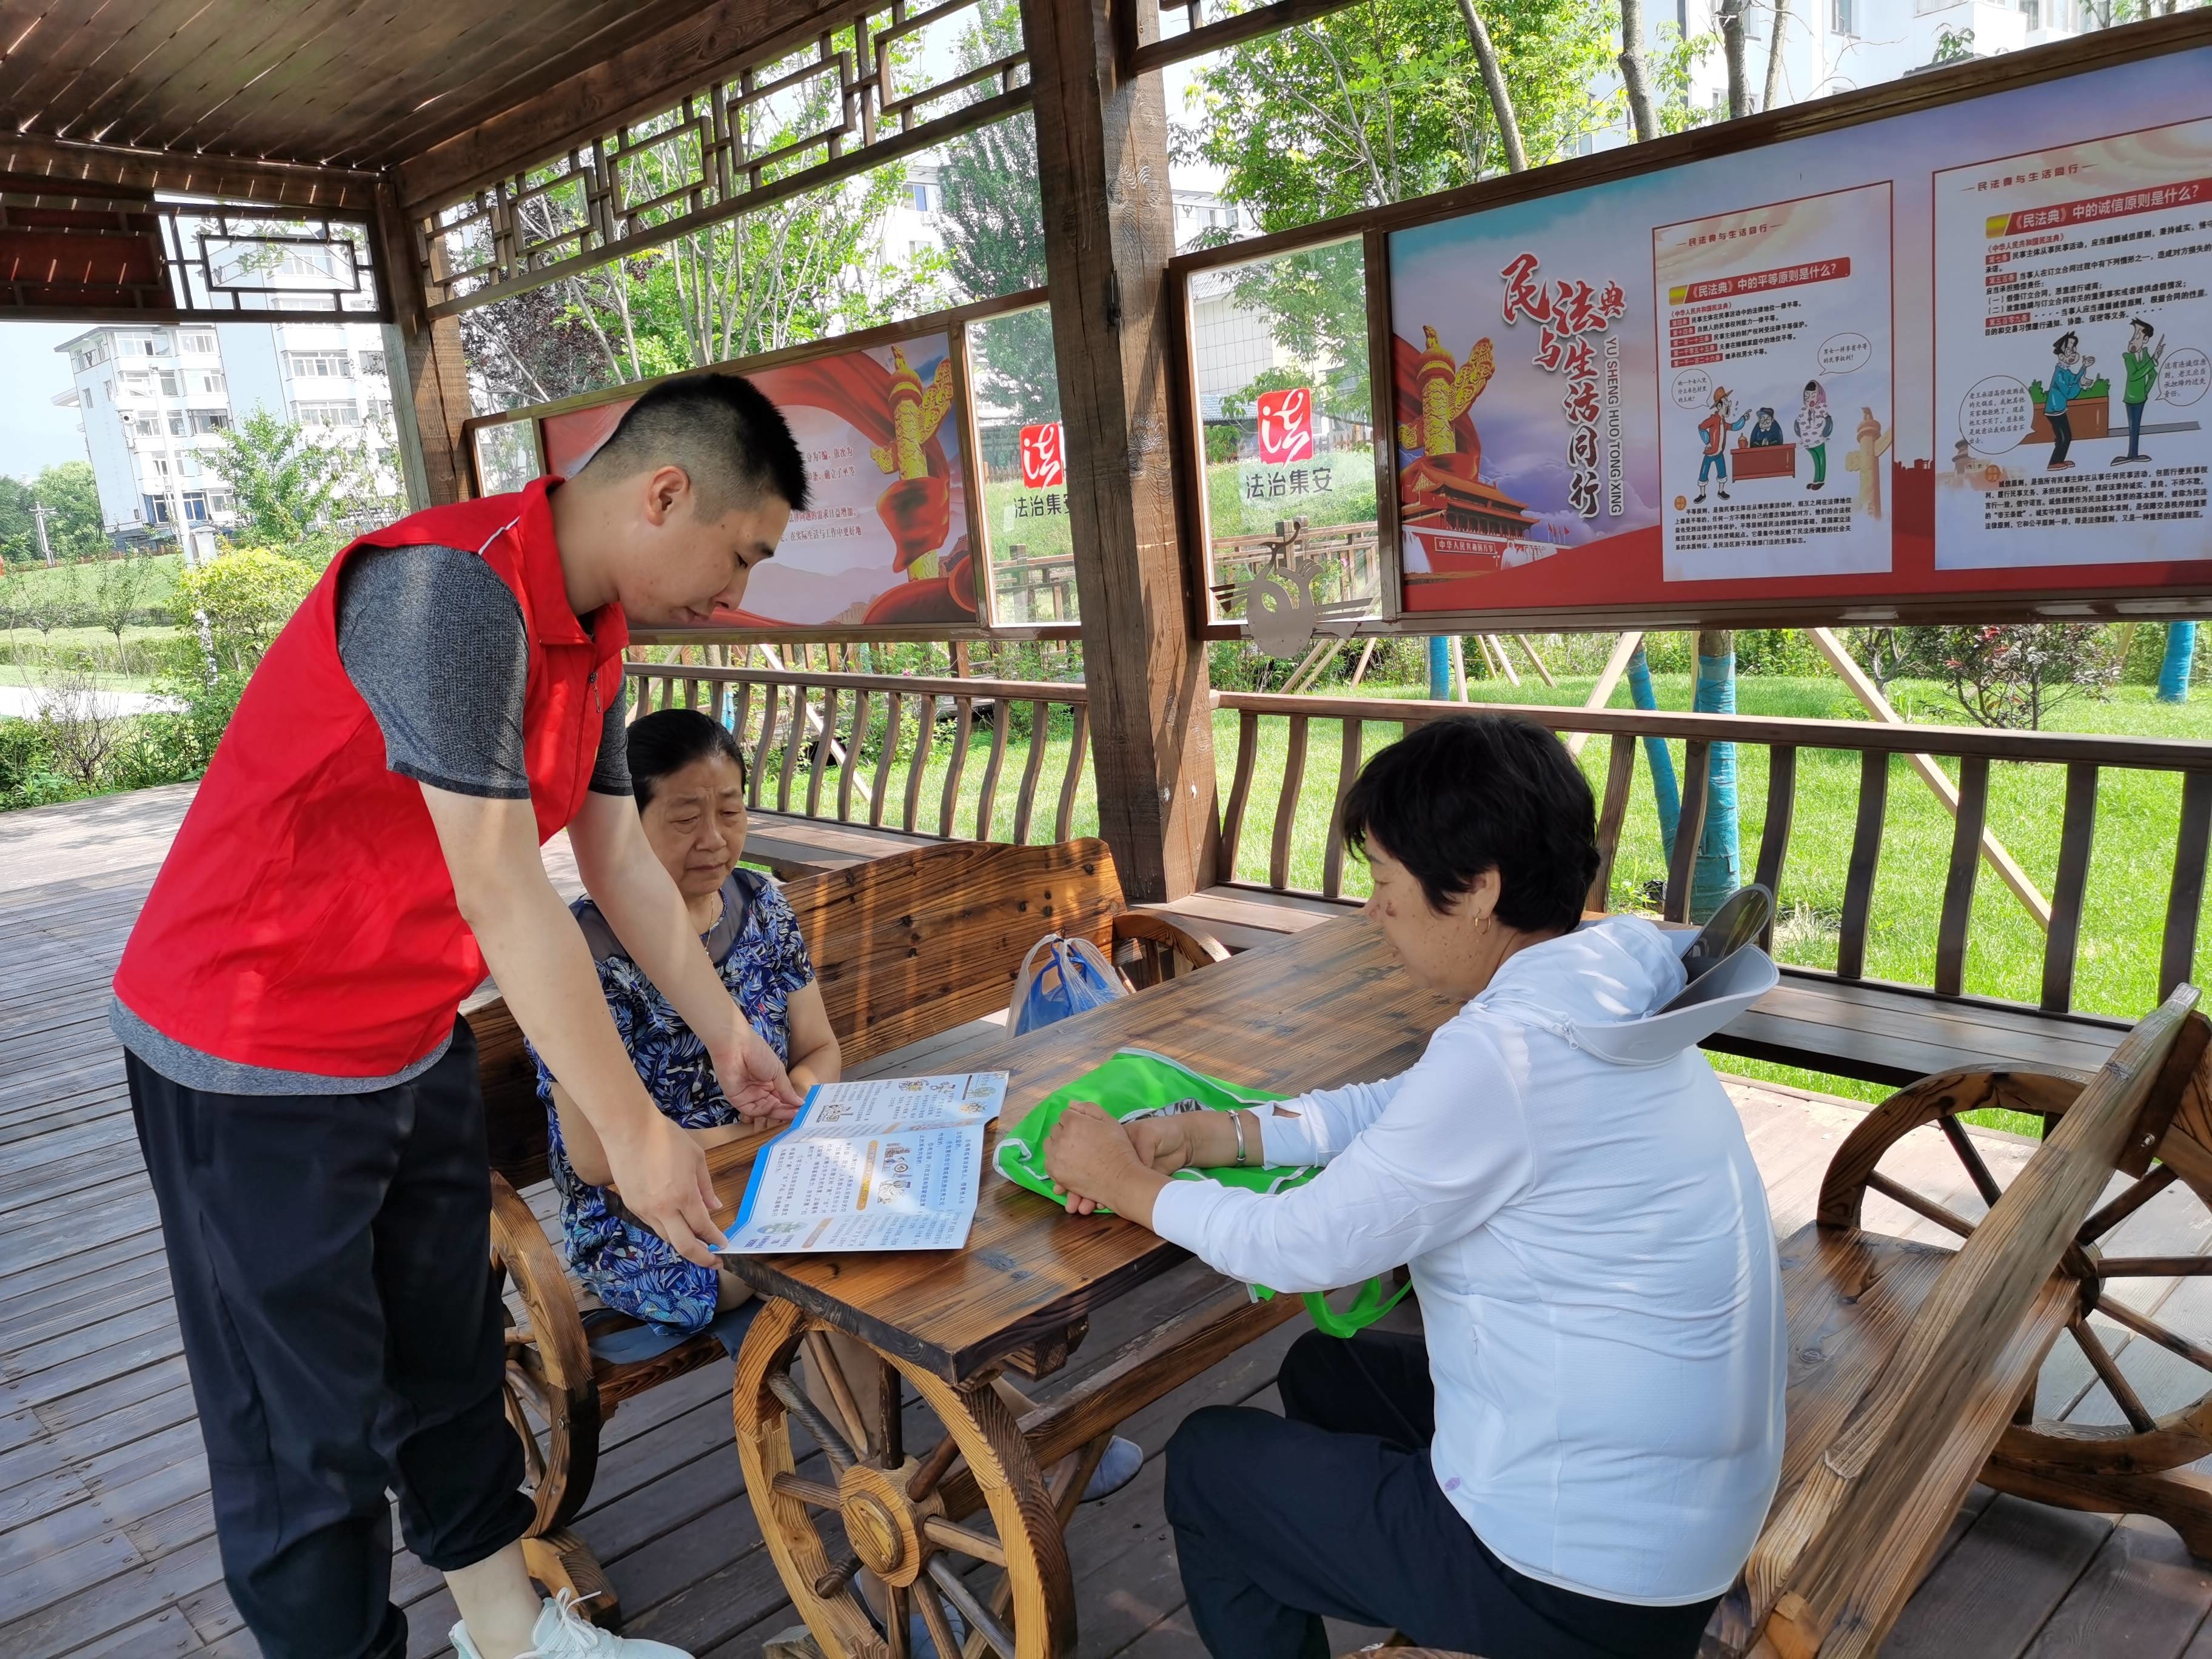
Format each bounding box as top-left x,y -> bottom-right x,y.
626,708 -> 748,809
2131,317 -> 2154,336
584,372 -> 811,517
2055,330 -> 2080,354
1340,714 -> 1598,931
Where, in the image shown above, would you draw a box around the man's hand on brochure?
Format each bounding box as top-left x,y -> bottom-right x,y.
605,1110 -> 726,1267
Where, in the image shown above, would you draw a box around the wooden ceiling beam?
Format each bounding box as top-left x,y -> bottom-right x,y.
0,130 -> 381,212
394,0 -> 853,213
298,0 -> 664,170
102,0 -> 377,156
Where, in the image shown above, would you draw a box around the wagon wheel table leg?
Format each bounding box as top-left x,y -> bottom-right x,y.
1820,1067 -> 2212,1558
734,1298 -> 1077,1659
953,1427 -> 1112,1659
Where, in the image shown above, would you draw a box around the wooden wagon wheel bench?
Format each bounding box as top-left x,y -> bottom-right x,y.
706,914 -> 1462,1659
696,914 -> 2212,1659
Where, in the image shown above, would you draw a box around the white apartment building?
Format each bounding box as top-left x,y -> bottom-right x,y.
52,319 -> 397,543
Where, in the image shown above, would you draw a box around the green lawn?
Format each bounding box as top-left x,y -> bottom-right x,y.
3,552 -> 183,604
0,625 -> 172,692
747,670 -> 2212,1130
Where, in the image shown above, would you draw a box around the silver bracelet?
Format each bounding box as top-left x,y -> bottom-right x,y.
1232,1110 -> 1250,1168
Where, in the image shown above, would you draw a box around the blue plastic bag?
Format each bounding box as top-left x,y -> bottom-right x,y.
1009,931 -> 1125,1035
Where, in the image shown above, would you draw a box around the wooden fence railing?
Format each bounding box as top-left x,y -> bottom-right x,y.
626,663 -> 1093,844
1216,691 -> 2212,1014
625,662 -> 2212,1019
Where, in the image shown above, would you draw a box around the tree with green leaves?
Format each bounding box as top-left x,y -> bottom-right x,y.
32,463 -> 107,560
88,552 -> 158,652
0,478 -> 36,566
1,464 -> 107,565
1178,0 -> 1616,435
936,2 -> 1055,421
207,409 -> 381,558
1178,0 -> 1614,226
169,546 -> 321,674
1920,623 -> 2123,730
462,22 -> 943,409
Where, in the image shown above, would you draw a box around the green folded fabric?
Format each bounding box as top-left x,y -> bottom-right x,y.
994,1047 -> 1407,1338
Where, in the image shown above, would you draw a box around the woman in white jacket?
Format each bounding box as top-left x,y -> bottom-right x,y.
1044,714 -> 1785,1659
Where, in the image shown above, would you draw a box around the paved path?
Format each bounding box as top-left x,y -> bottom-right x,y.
0,685 -> 178,720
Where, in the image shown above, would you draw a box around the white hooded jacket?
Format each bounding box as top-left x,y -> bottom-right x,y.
1149,915 -> 1786,1606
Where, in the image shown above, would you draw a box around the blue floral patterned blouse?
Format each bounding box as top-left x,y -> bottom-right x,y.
529,868 -> 816,1333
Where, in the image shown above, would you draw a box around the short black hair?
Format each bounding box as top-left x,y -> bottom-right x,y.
2054,330 -> 2080,354
584,372 -> 811,517
2131,317 -> 2154,336
1340,714 -> 1598,932
626,708 -> 748,809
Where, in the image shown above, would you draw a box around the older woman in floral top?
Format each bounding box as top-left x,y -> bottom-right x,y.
531,708 -> 841,1333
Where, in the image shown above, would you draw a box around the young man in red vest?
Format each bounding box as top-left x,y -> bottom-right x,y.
111,374 -> 807,1659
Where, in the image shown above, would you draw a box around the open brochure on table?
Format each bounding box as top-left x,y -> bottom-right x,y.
717,1071 -> 1009,1255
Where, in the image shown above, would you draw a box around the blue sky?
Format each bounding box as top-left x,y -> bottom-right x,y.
1,323 -> 92,482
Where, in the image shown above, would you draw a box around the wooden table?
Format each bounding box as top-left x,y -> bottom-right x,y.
704,914 -> 1455,1659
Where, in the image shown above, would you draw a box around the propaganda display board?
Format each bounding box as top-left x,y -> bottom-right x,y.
535,331 -> 980,630
1388,44 -> 2212,620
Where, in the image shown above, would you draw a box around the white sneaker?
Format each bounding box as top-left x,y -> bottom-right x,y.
451,1590 -> 695,1659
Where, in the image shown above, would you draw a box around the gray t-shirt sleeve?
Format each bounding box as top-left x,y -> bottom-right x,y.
590,677 -> 631,796
336,543 -> 531,799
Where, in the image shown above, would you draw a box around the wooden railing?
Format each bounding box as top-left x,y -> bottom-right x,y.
624,662 -> 2212,1019
626,664 -> 1093,844
1214,691 -> 2212,1015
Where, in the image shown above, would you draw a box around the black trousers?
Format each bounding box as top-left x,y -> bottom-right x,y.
1164,1330 -> 1720,1659
129,1021 -> 532,1659
2049,411 -> 2074,465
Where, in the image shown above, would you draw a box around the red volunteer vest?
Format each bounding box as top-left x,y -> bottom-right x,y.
113,478 -> 629,1080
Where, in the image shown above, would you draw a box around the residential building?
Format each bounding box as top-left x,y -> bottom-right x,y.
53,319 -> 398,542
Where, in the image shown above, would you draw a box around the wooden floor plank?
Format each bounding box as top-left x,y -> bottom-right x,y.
2019,1515 -> 2212,1659
1880,1495 -> 2114,1659
1,788 -> 2206,1659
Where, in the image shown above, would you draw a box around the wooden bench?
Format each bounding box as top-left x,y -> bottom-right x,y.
463,837 -> 1227,1617
1703,987 -> 2212,1655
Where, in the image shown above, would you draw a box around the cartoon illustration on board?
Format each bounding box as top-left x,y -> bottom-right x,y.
2118,317 -> 2169,464
1694,387 -> 1748,503
2040,331 -> 2099,471
1748,407 -> 1785,447
1796,381 -> 1834,492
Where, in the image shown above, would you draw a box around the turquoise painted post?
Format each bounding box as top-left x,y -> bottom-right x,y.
1691,629 -> 1741,921
1429,635 -> 1453,701
2159,622 -> 2197,703
1625,643 -> 1681,862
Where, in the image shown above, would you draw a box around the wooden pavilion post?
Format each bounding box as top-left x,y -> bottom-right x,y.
375,179 -> 475,506
1022,0 -> 1217,903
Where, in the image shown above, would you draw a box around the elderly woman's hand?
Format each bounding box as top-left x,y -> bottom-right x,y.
712,1018 -> 805,1122
1043,1100 -> 1171,1222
